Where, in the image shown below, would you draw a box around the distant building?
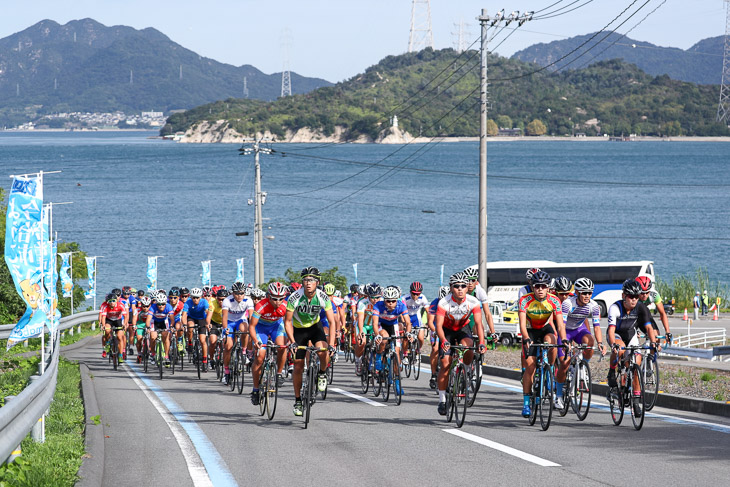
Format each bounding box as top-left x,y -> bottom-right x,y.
498,127 -> 522,136
141,111 -> 164,118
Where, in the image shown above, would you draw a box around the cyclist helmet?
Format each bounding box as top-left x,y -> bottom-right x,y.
554,275 -> 572,293
168,288 -> 180,297
105,293 -> 117,303
190,287 -> 203,298
139,296 -> 152,307
525,267 -> 541,283
324,283 -> 336,295
137,289 -> 145,297
383,286 -> 400,300
531,271 -> 551,286
365,283 -> 382,297
573,277 -> 595,293
231,281 -> 246,294
462,267 -> 479,280
449,272 -> 468,285
202,285 -> 212,297
287,285 -> 296,294
157,289 -> 166,297
410,281 -> 423,293
121,286 -> 132,295
111,288 -> 122,298
317,284 -> 324,291
180,287 -> 189,295
216,288 -> 229,298
635,276 -> 652,293
254,288 -> 267,299
290,282 -> 302,291
358,285 -> 365,294
268,281 -> 288,298
300,266 -> 320,280
350,284 -> 359,293
334,290 -> 342,298
154,293 -> 167,305
622,279 -> 642,296
438,286 -> 450,299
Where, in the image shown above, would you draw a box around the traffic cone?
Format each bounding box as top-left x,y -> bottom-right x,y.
683,308 -> 688,320
713,308 -> 719,321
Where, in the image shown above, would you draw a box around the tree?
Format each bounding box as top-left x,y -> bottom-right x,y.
487,119 -> 498,136
262,267 -> 349,295
496,115 -> 513,129
525,119 -> 547,136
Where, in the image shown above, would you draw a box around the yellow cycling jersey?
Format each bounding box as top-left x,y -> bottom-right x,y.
209,298 -> 223,324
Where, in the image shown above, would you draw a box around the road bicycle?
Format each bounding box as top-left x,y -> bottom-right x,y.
141,328 -> 151,373
640,334 -> 666,411
557,344 -> 596,421
230,331 -> 248,394
375,334 -> 406,405
153,330 -> 167,380
527,343 -> 561,431
443,345 -> 479,428
296,345 -> 328,429
108,325 -> 124,371
190,326 -> 208,380
404,328 -> 426,380
256,340 -> 287,420
466,336 -> 495,407
608,344 -> 653,431
359,333 -> 375,394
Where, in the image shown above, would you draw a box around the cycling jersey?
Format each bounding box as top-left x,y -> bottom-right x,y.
209,298 -> 224,324
518,292 -> 562,330
183,298 -> 209,320
517,284 -> 532,301
403,294 -> 429,320
171,300 -> 184,323
100,301 -> 128,322
357,297 -> 379,331
428,297 -> 439,316
640,290 -> 663,306
607,300 -> 652,334
222,295 -> 251,324
436,294 -> 482,331
287,288 -> 332,328
320,303 -> 339,328
149,303 -> 174,324
253,298 -> 287,326
372,299 -> 408,326
562,295 -> 601,331
471,283 -> 489,304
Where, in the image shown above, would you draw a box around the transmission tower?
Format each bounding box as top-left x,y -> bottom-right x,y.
452,18 -> 471,53
243,76 -> 249,98
408,0 -> 434,52
280,28 -> 292,97
718,0 -> 730,123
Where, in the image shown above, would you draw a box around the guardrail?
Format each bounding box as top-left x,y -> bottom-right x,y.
0,310 -> 99,463
673,327 -> 727,349
663,344 -> 730,361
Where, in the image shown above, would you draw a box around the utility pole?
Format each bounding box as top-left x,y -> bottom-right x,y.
718,0 -> 730,123
477,9 -> 532,287
240,140 -> 272,286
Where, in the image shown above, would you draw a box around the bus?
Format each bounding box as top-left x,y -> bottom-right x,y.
467,260 -> 655,317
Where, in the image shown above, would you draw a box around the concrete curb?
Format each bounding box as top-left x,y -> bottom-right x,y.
16,334 -> 100,359
74,362 -> 104,487
483,364 -> 730,418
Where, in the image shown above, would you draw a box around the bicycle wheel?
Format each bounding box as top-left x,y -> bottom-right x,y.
258,364 -> 267,416
304,364 -> 316,429
169,343 -> 176,376
111,336 -> 118,371
630,364 -> 645,431
373,353 -> 382,398
230,350 -> 239,392
143,339 -> 149,373
404,348 -> 412,378
157,342 -> 163,380
360,351 -> 370,394
573,360 -> 592,421
454,366 -> 469,428
413,342 -> 421,380
445,371 -> 455,423
393,361 -> 403,406
472,352 -> 483,394
195,342 -> 202,379
558,368 -> 571,417
266,363 -> 278,420
178,338 -> 184,371
237,349 -> 245,394
609,380 -> 624,425
326,357 -> 334,385
539,367 -> 553,431
215,343 -> 223,381
382,356 -> 391,403
642,357 -> 659,412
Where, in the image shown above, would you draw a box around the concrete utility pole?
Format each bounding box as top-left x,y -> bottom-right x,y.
240,140 -> 272,286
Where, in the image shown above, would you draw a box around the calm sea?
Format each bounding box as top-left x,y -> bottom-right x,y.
0,131 -> 728,303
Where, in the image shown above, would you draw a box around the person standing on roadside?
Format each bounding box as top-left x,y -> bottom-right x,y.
693,291 -> 701,320
702,290 -> 709,316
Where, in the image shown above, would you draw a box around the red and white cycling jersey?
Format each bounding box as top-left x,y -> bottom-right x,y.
100,301 -> 128,322
436,294 -> 482,331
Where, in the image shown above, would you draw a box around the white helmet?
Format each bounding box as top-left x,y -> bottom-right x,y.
383,286 -> 400,300
190,287 -> 203,298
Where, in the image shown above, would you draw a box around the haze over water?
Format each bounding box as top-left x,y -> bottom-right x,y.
0,131 -> 727,302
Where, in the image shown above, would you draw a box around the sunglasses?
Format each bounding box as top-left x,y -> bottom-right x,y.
578,292 -> 592,296
270,297 -> 285,302
452,284 -> 468,289
533,284 -> 549,290
626,294 -> 640,299
233,292 -> 245,296
108,300 -> 118,305
385,300 -> 397,304
411,292 -> 421,296
302,278 -> 318,283
192,297 -> 201,300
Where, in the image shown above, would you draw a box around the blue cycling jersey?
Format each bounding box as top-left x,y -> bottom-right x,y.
183,298 -> 209,320
372,300 -> 408,325
428,298 -> 439,315
149,303 -> 173,323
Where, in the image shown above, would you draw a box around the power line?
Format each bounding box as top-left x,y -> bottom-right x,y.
533,0 -> 596,20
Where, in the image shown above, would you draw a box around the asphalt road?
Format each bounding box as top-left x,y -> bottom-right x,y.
64,341 -> 730,487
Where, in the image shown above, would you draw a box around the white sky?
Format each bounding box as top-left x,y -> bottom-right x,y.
1,1 -> 726,82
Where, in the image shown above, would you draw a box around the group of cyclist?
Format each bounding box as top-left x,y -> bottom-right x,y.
97,263 -> 671,421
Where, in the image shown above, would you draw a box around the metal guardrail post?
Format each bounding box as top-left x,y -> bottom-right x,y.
28,376 -> 44,443
3,396 -> 21,464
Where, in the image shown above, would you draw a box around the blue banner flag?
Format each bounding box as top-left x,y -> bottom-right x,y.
4,176 -> 47,349
84,256 -> 96,300
440,264 -> 444,286
146,256 -> 157,292
353,263 -> 358,285
201,260 -> 211,286
59,252 -> 72,298
236,258 -> 244,283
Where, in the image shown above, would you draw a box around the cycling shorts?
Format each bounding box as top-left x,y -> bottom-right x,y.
440,327 -> 472,357
106,318 -> 124,330
293,323 -> 327,360
188,318 -> 207,333
380,323 -> 401,347
151,320 -> 168,331
136,322 -> 147,336
209,322 -> 223,337
558,327 -> 592,358
524,324 -> 556,358
225,319 -> 246,336
615,327 -> 640,347
410,314 -> 421,328
255,322 -> 285,346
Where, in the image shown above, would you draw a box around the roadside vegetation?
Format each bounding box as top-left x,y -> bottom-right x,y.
656,267 -> 729,311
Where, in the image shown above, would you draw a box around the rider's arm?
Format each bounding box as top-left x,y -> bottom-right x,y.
357,311 -> 365,336
656,300 -> 671,335
482,303 -> 495,334
435,314 -> 446,345
473,308 -> 485,346
371,314 -> 380,335
221,307 -> 228,327
324,307 -> 337,348
402,313 -> 412,334
518,310 -> 529,343
284,309 -> 295,344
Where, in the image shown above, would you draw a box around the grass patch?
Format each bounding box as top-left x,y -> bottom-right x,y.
714,391 -> 725,401
676,369 -> 689,379
700,372 -> 717,382
0,356 -> 40,407
0,358 -> 84,487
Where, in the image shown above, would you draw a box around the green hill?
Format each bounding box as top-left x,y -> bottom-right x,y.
0,19 -> 331,127
163,48 -> 730,140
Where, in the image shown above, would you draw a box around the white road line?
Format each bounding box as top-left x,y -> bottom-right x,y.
330,387 -> 387,406
443,429 -> 561,467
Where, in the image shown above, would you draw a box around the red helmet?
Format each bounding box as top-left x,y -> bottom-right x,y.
635,276 -> 652,292
290,282 -> 302,291
410,281 -> 423,293
267,281 -> 288,298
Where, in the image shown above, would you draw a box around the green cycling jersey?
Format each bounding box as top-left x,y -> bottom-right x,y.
287,288 -> 332,328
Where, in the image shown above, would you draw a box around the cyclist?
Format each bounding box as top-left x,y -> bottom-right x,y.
168,288 -> 186,356
606,279 -> 659,417
221,282 -> 252,385
372,286 -> 412,392
284,267 -> 337,417
322,283 -> 344,362
553,276 -> 574,303
207,288 -> 228,371
518,270 -> 566,418
435,273 -> 486,415
518,267 -> 541,300
463,267 -> 497,349
121,286 -> 137,357
249,281 -> 289,405
635,275 -> 673,345
182,288 -> 210,370
355,283 -> 382,376
555,277 -> 602,409
402,281 -> 428,366
100,293 -> 129,362
134,296 -> 152,362
426,286 -> 450,389
146,292 -> 175,366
